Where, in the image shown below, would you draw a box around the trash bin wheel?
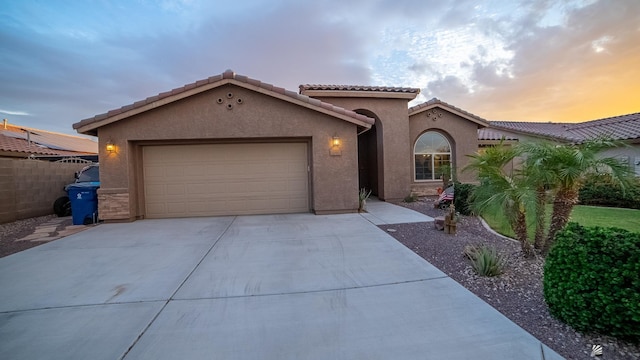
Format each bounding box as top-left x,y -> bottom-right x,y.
53,196 -> 71,217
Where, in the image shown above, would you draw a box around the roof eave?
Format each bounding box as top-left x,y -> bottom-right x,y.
74,78 -> 234,135
488,125 -> 574,143
74,78 -> 374,135
245,82 -> 373,128
409,103 -> 489,128
478,139 -> 519,145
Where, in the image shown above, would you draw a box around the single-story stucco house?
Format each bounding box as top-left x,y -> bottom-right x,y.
73,70 -> 488,222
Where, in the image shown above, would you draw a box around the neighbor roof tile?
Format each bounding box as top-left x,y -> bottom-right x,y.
488,113 -> 640,142
477,128 -> 519,141
0,123 -> 98,156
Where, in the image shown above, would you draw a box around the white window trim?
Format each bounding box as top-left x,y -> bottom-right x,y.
413,132 -> 452,182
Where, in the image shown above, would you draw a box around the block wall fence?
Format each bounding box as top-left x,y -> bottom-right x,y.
0,158 -> 86,224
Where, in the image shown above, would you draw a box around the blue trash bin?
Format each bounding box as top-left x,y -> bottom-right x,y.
66,182 -> 100,225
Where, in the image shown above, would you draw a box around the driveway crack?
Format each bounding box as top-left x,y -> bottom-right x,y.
118,216 -> 237,360
172,276 -> 450,302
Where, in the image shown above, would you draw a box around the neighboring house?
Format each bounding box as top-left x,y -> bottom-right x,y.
478,113 -> 640,176
0,120 -> 98,223
73,70 -> 488,221
0,119 -> 98,160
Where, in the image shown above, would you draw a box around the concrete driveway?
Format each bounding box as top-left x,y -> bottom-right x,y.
0,204 -> 562,359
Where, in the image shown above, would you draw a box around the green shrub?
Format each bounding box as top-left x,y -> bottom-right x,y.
543,223 -> 640,340
454,182 -> 476,216
404,193 -> 418,203
464,244 -> 504,277
578,174 -> 640,209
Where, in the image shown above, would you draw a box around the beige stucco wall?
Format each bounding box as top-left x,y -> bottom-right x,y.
409,108 -> 482,195
599,143 -> 640,176
305,97 -> 413,201
96,84 -> 361,221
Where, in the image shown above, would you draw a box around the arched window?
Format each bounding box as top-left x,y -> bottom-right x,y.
414,131 -> 451,181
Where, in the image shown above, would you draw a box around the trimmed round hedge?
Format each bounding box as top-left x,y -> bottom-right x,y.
543,223 -> 640,340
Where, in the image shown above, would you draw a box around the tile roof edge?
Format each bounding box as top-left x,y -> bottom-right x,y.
74,70 -> 375,133
300,84 -> 420,93
487,122 -> 578,142
4,124 -> 97,141
569,112 -> 640,129
408,98 -> 489,126
0,136 -> 97,155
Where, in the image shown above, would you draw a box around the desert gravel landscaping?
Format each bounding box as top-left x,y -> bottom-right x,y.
393,197 -> 639,360
0,215 -> 62,258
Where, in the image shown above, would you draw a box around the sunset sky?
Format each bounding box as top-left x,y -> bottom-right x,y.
1,0 -> 639,135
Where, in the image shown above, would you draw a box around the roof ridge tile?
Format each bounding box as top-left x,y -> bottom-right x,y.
300,84 -> 420,93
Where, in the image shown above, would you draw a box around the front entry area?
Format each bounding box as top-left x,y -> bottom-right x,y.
142,142 -> 309,218
358,122 -> 379,196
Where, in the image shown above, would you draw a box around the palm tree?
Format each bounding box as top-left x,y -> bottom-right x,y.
516,144 -> 555,251
464,143 -> 536,258
518,139 -> 632,255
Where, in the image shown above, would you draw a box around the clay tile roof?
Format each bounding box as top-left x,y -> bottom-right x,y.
409,97 -> 489,126
74,70 -> 375,135
477,128 -> 519,141
0,122 -> 98,156
488,112 -> 640,142
299,84 -> 420,94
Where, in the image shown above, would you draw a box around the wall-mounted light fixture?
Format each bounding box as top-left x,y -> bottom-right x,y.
332,135 -> 340,147
105,140 -> 116,154
330,134 -> 341,156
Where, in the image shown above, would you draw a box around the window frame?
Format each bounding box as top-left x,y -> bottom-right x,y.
413,131 -> 452,182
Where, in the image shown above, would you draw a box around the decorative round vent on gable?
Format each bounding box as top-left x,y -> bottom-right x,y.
426,110 -> 443,122
216,92 -> 243,110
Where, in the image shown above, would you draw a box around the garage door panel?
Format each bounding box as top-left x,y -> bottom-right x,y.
165,184 -> 186,196
288,180 -> 308,192
265,180 -> 287,192
144,166 -> 167,178
189,183 -> 217,194
143,143 -> 309,218
166,202 -> 187,216
183,164 -> 206,177
146,203 -> 166,216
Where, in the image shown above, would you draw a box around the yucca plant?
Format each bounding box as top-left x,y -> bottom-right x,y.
358,188 -> 372,212
465,244 -> 504,277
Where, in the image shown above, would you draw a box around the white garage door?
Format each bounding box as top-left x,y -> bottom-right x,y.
143,143 -> 309,218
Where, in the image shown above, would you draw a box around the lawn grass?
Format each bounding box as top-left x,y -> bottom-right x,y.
570,205 -> 640,231
481,205 -> 640,238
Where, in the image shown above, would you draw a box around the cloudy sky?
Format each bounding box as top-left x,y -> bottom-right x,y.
1,0 -> 639,136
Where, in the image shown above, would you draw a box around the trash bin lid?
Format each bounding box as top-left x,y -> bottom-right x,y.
65,181 -> 100,191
